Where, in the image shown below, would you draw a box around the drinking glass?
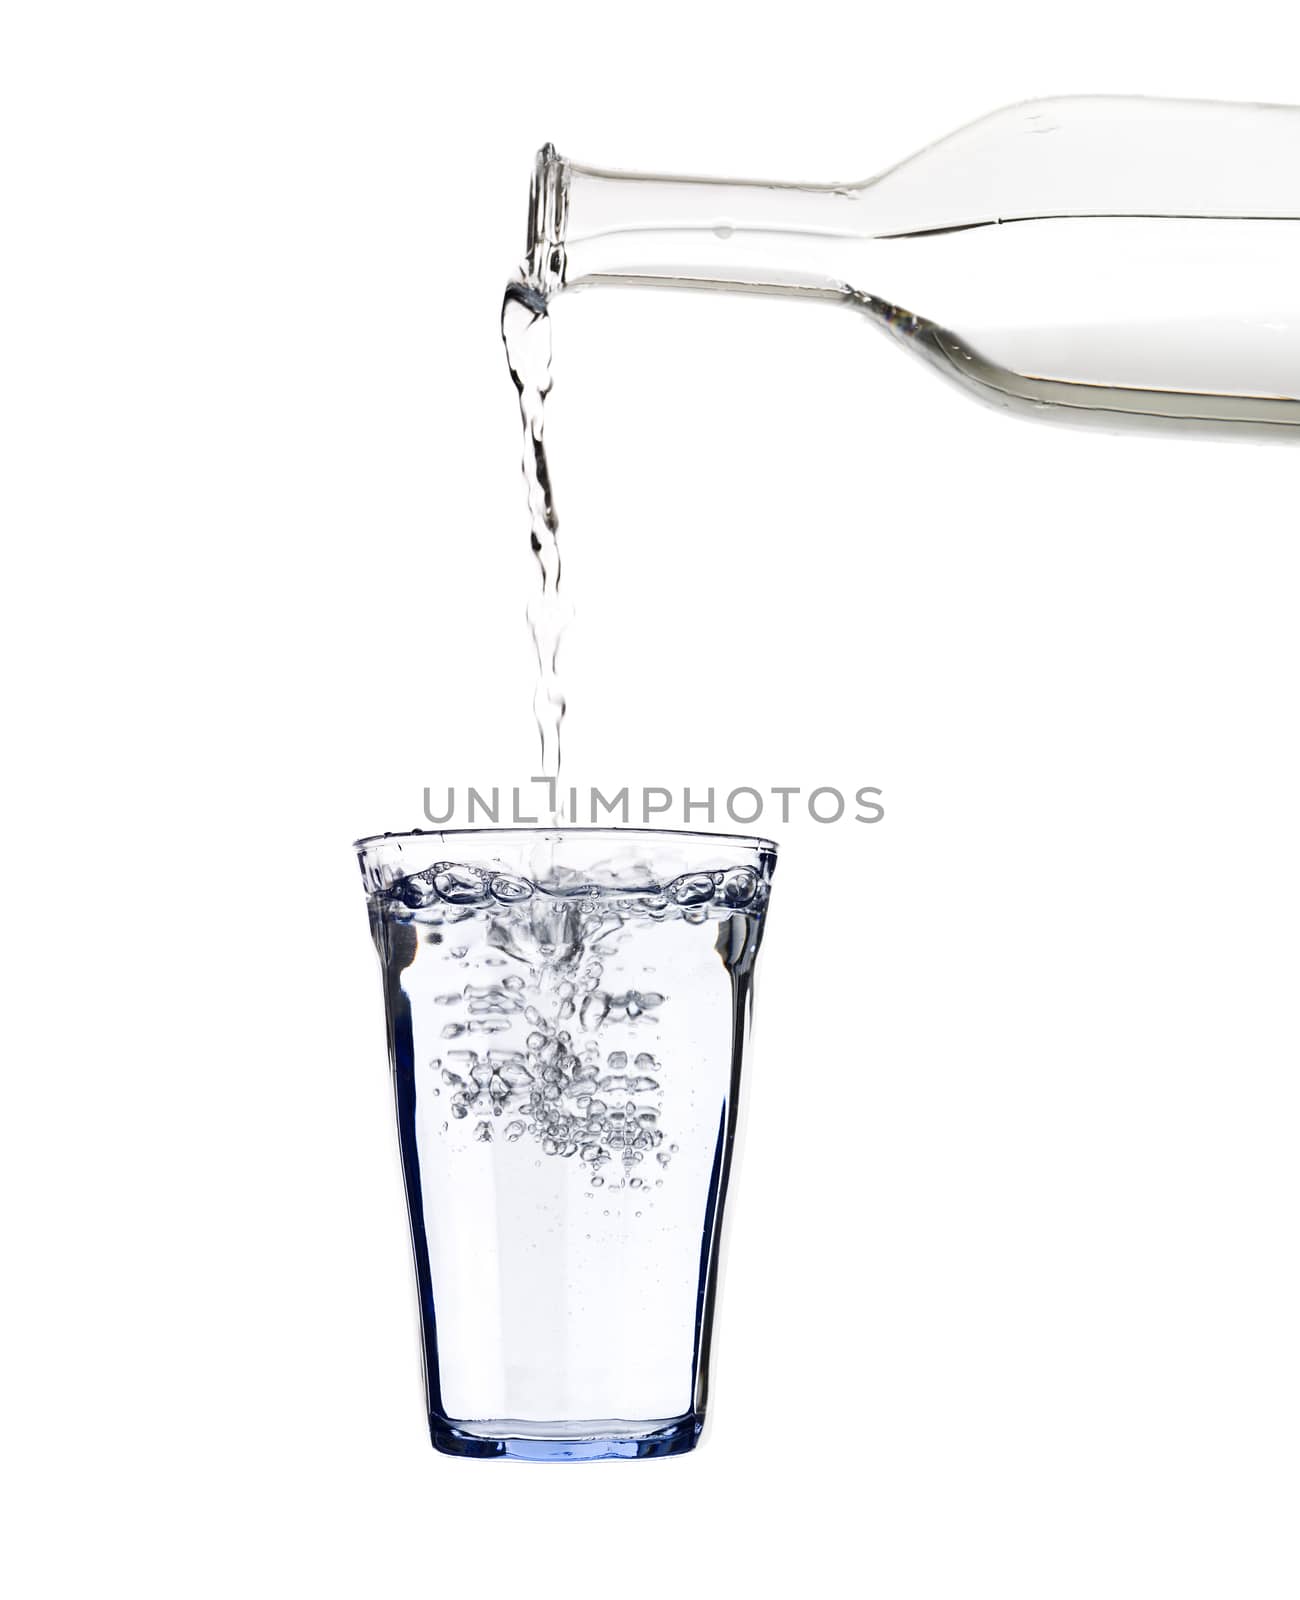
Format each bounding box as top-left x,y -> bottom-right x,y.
355,827 -> 778,1460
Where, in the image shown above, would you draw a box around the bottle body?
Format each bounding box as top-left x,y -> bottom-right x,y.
528,98 -> 1300,438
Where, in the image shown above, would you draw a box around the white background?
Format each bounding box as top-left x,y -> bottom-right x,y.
5,3 -> 1299,1595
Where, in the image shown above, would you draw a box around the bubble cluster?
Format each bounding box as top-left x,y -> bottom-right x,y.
428,1003 -> 665,1178
387,859 -> 769,1187
387,860 -> 765,915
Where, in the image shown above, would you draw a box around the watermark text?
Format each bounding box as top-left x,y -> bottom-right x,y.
421,779 -> 884,827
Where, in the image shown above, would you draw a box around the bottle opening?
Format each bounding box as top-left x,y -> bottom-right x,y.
526,143 -> 569,289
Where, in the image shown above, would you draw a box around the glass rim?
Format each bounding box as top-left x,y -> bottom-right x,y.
353,824 -> 778,854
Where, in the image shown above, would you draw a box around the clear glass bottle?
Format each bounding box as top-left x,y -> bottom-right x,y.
525,97 -> 1300,439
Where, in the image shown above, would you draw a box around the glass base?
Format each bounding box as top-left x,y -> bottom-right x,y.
429,1412 -> 703,1461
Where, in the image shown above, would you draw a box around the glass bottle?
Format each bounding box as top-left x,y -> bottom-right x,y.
524,96 -> 1300,439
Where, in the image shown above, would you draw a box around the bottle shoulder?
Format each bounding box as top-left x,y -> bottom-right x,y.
860,96 -> 1300,234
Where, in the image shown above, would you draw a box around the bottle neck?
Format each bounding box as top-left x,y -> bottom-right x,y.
529,149 -> 871,301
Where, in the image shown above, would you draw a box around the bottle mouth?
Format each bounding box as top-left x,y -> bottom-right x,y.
525,143 -> 569,289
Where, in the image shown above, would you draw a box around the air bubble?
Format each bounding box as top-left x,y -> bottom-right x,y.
396,872 -> 439,909
434,866 -> 489,904
580,991 -> 610,1029
669,873 -> 715,906
490,872 -> 533,902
